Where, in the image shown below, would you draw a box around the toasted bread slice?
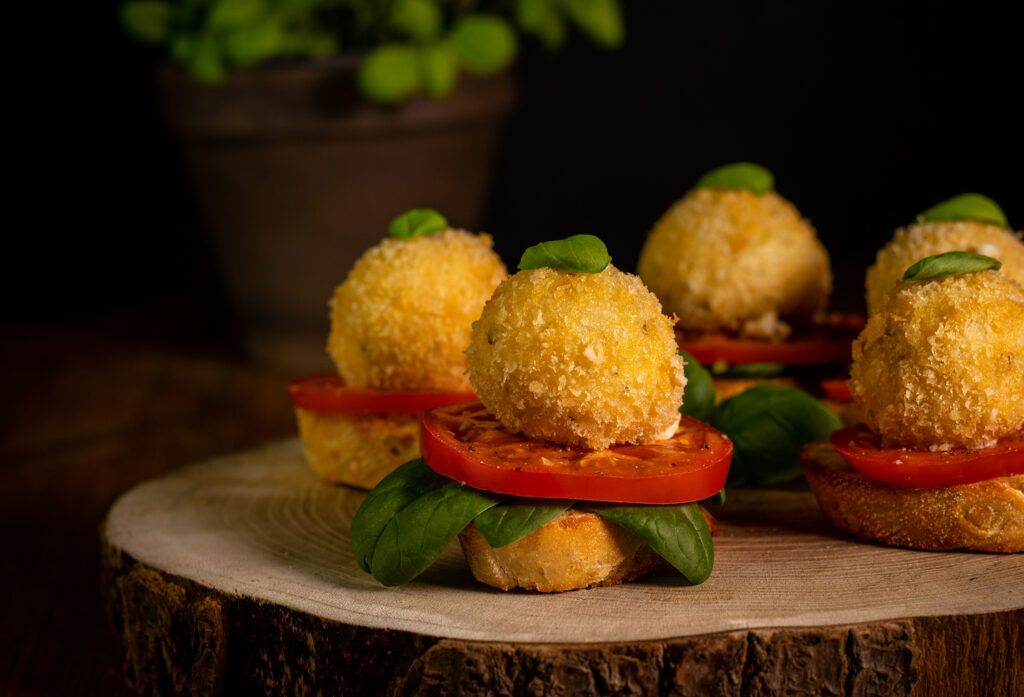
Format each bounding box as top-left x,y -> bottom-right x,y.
458,509 -> 667,592
458,507 -> 718,592
294,407 -> 419,489
799,440 -> 1024,553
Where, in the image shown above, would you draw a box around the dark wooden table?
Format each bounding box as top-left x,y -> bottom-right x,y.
0,310 -> 297,695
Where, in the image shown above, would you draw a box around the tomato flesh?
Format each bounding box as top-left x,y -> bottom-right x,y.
288,374 -> 476,414
830,425 -> 1024,488
678,315 -> 864,367
820,378 -> 853,401
420,401 -> 732,504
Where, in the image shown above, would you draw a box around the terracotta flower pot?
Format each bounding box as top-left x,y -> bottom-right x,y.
159,58 -> 516,373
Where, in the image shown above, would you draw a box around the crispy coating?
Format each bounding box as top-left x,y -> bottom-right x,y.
850,271 -> 1024,450
465,265 -> 686,450
637,188 -> 831,338
328,229 -> 506,391
866,220 -> 1024,315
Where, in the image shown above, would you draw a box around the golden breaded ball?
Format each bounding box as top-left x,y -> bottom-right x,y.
328,229 -> 506,391
637,188 -> 831,338
865,220 -> 1024,315
850,271 -> 1024,450
466,265 -> 686,450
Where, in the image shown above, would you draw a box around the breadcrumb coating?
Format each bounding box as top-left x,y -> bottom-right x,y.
866,220 -> 1024,315
328,229 -> 507,391
465,265 -> 686,450
850,271 -> 1024,450
637,188 -> 831,338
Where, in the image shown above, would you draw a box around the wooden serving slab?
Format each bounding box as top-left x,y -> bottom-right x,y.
101,440 -> 1023,696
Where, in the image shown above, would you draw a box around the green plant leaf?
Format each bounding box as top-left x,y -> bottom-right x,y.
358,43 -> 423,104
208,0 -> 266,30
350,459 -> 503,586
678,350 -> 715,422
388,208 -> 449,239
518,234 -> 611,273
223,17 -> 285,65
695,162 -> 775,195
391,0 -> 442,41
450,14 -> 519,75
419,42 -> 458,99
918,193 -> 1009,228
710,362 -> 786,378
515,0 -> 566,48
562,0 -> 624,48
579,502 -> 714,584
473,498 -> 574,547
711,384 -> 842,487
188,34 -> 227,83
120,1 -> 173,44
901,251 -> 1002,283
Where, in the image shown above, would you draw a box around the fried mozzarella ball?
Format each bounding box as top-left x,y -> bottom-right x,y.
466,265 -> 686,450
637,188 -> 831,340
328,229 -> 506,392
865,220 -> 1024,315
850,270 -> 1024,450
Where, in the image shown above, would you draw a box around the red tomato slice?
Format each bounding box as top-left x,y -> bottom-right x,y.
420,401 -> 732,504
820,378 -> 853,401
830,425 -> 1024,488
678,315 -> 865,366
288,374 -> 476,414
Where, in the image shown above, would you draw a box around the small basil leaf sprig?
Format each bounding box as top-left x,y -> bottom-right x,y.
678,350 -> 715,422
577,502 -> 714,585
473,498 -> 574,547
518,234 -> 612,273
351,459 -> 503,586
918,193 -> 1009,228
902,251 -> 1002,283
388,208 -> 449,239
695,162 -> 775,195
710,384 -> 843,487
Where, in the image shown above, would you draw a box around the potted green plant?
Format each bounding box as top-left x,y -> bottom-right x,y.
120,0 -> 624,372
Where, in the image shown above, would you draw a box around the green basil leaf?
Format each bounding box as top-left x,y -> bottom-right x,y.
678,350 -> 715,422
710,362 -> 786,378
711,384 -> 842,487
350,459 -> 448,573
695,162 -> 774,195
518,234 -> 612,273
901,251 -> 1002,283
418,42 -> 457,99
579,502 -> 714,585
358,44 -> 422,104
350,459 -> 503,585
391,0 -> 442,41
450,14 -> 518,75
562,0 -> 624,48
918,193 -> 1009,228
120,1 -> 173,44
473,498 -> 574,547
388,208 -> 448,239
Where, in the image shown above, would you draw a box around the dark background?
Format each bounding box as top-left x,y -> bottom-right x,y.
8,1 -> 1021,331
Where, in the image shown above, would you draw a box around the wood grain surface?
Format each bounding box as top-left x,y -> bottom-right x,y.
101,440 -> 1024,695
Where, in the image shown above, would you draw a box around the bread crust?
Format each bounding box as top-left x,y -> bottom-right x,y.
294,407 -> 419,489
459,509 -> 669,592
799,441 -> 1024,553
